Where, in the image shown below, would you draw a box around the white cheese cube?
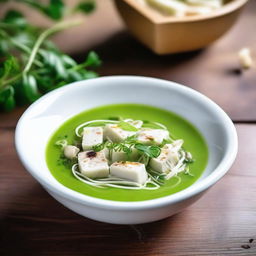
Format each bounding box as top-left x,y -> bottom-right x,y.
78,151 -> 109,178
111,147 -> 139,162
82,127 -> 103,150
104,124 -> 136,142
149,144 -> 179,173
110,162 -> 148,185
137,129 -> 169,145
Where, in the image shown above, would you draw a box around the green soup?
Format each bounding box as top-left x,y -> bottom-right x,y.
46,104 -> 208,202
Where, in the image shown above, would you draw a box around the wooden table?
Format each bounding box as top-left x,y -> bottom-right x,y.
1,1 -> 256,255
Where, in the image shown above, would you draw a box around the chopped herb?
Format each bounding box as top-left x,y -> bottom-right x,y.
135,144 -> 161,158
118,121 -> 138,132
58,154 -> 75,168
107,117 -> 120,121
184,167 -> 194,177
92,142 -> 105,152
159,138 -> 172,147
55,139 -> 67,149
184,158 -> 195,164
124,135 -> 138,144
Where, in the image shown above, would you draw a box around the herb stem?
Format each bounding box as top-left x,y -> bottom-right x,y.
0,74 -> 22,88
0,29 -> 30,53
23,19 -> 82,74
0,19 -> 82,88
70,62 -> 89,71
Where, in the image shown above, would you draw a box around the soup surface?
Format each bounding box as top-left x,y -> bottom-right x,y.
46,104 -> 208,201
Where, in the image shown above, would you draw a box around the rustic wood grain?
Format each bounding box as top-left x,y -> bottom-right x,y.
0,124 -> 255,256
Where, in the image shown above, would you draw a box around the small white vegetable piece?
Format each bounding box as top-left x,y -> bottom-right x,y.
149,141 -> 183,173
82,127 -> 103,150
238,48 -> 254,69
137,128 -> 169,145
63,145 -> 80,159
110,161 -> 148,185
104,124 -> 137,143
78,151 -> 109,178
111,147 -> 139,162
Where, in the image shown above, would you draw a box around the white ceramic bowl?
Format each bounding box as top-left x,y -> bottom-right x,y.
15,76 -> 237,224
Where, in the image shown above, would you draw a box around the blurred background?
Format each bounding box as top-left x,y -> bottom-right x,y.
0,0 -> 255,121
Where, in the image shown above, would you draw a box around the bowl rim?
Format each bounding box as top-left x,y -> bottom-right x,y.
15,76 -> 238,211
118,0 -> 249,24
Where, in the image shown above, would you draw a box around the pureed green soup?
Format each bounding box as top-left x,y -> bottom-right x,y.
46,104 -> 208,202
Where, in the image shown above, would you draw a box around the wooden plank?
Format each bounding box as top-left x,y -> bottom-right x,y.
0,107 -> 26,128
0,124 -> 255,256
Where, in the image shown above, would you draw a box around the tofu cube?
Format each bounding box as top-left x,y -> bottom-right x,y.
110,162 -> 148,185
149,144 -> 179,173
78,151 -> 109,178
82,127 -> 103,150
104,124 -> 136,142
102,147 -> 109,159
111,147 -> 139,162
137,129 -> 169,145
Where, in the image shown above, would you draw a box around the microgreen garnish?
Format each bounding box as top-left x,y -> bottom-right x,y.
184,167 -> 194,177
134,144 -> 161,158
55,139 -> 68,149
118,121 -> 138,132
107,117 -> 121,121
92,143 -> 105,152
184,159 -> 195,164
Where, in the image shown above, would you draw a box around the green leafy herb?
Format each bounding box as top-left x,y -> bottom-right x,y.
0,86 -> 15,111
107,117 -> 121,121
184,167 -> 194,177
118,121 -> 138,132
135,144 -> 161,158
75,1 -> 96,14
184,158 -> 195,164
92,143 -> 106,152
0,0 -> 100,112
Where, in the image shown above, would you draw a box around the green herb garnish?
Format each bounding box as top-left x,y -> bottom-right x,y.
184,159 -> 195,164
107,117 -> 121,121
118,121 -> 138,132
135,144 -> 161,158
